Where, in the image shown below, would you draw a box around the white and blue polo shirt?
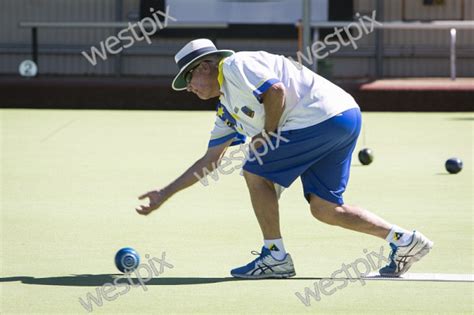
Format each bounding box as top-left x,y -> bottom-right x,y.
208,51 -> 359,147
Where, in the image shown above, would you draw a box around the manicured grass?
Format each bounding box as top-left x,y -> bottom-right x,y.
1,110 -> 472,314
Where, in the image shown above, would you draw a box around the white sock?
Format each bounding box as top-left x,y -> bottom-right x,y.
385,225 -> 414,246
264,238 -> 287,260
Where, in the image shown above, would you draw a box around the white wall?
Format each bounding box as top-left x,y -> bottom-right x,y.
167,0 -> 328,24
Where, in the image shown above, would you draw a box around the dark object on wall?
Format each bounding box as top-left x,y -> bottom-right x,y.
328,0 -> 354,21
140,0 -> 165,19
423,0 -> 445,5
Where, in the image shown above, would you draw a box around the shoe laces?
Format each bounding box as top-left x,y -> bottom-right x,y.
247,248 -> 270,266
251,250 -> 262,256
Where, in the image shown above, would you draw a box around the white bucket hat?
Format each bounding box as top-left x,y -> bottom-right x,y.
172,38 -> 234,91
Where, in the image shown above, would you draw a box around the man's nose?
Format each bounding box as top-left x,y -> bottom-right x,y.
187,84 -> 197,94
186,83 -> 193,92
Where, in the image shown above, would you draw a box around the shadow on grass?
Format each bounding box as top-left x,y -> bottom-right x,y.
0,274 -> 335,287
0,275 -> 238,286
2,274 -> 470,286
448,117 -> 474,121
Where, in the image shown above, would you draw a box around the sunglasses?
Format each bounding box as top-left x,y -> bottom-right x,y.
184,60 -> 210,84
184,64 -> 199,84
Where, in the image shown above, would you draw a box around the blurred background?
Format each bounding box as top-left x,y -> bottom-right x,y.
0,0 -> 473,110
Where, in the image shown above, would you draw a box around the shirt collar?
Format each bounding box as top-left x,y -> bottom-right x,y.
217,58 -> 226,88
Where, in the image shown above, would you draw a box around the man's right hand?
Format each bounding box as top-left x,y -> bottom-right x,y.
135,189 -> 169,215
134,138 -> 234,216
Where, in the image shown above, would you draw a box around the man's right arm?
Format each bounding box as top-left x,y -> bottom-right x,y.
165,138 -> 233,197
135,138 -> 234,215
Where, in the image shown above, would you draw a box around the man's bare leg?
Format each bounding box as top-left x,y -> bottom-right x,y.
230,170 -> 295,278
243,170 -> 281,239
309,193 -> 392,239
308,193 -> 433,276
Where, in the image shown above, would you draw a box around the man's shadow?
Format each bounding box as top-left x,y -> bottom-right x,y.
1,274 -> 351,287
1,274 -> 431,287
0,275 -> 244,287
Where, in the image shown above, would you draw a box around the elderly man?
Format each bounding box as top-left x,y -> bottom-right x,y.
136,39 -> 433,279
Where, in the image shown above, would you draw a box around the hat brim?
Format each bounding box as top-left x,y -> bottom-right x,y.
172,50 -> 234,91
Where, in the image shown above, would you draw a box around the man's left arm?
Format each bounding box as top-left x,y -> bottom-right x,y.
226,61 -> 285,139
261,82 -> 286,133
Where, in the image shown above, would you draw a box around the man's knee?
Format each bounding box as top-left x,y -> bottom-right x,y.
243,170 -> 274,190
310,205 -> 333,223
309,194 -> 340,224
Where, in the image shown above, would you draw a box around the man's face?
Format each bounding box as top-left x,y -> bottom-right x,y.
185,61 -> 220,100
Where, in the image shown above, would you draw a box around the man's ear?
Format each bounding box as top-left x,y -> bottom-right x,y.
200,61 -> 213,74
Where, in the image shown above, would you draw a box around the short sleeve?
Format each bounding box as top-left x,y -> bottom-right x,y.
225,56 -> 281,103
208,116 -> 246,148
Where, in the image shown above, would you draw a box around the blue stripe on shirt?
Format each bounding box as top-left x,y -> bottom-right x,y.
208,132 -> 246,148
252,78 -> 280,103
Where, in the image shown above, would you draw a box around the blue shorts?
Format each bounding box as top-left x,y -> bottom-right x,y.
243,108 -> 361,205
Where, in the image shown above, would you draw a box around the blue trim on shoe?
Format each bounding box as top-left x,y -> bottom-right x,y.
231,246 -> 271,276
379,243 -> 399,275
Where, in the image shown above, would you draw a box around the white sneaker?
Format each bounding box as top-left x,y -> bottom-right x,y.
231,246 -> 296,279
379,231 -> 433,277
